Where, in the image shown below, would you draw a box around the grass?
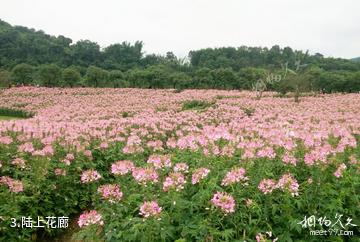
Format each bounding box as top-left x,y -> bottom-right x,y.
0,107 -> 34,119
0,115 -> 24,120
181,100 -> 216,111
241,107 -> 256,117
215,95 -> 242,99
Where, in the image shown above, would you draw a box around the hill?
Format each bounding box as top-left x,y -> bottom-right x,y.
1,18 -> 360,72
0,19 -> 360,93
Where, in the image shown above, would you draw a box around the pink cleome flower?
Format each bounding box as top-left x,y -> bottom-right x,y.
210,191 -> 236,214
54,168 -> 66,176
258,179 -> 277,194
80,169 -> 102,183
256,232 -> 278,242
100,142 -> 109,149
276,173 -> 299,196
66,153 -> 75,161
78,210 -> 104,227
349,155 -> 357,165
132,167 -> 159,185
11,158 -> 26,169
173,163 -> 189,173
139,201 -> 162,218
147,140 -> 163,151
256,146 -> 276,159
282,152 -> 297,166
334,163 -> 347,178
0,176 -> 24,193
111,160 -> 135,175
98,184 -> 123,203
18,142 -> 35,153
147,154 -> 172,169
163,172 -> 186,192
221,167 -> 248,186
83,150 -> 93,159
0,136 -> 12,145
191,167 -> 210,184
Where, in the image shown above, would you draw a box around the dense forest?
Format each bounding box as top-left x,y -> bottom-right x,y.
1,19 -> 360,93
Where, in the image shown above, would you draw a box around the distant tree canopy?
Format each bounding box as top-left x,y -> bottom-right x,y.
62,67 -> 82,87
38,64 -> 62,87
1,19 -> 360,93
10,63 -> 35,85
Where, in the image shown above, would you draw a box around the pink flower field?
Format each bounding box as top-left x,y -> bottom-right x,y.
0,87 -> 359,241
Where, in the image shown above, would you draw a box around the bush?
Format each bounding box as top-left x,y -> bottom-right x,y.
0,107 -> 34,118
62,67 -> 82,87
0,70 -> 11,87
86,66 -> 109,87
11,63 -> 35,85
181,100 -> 215,111
38,64 -> 62,87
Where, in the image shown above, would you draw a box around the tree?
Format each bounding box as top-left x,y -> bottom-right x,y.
194,67 -> 213,88
238,67 -> 267,90
347,72 -> 360,92
140,54 -> 164,67
11,63 -> 35,85
165,51 -> 178,64
103,41 -> 143,70
0,69 -> 11,87
277,67 -> 312,102
146,65 -> 171,88
210,68 -> 237,89
267,45 -> 282,68
126,68 -> 149,88
109,70 -> 126,88
71,40 -> 101,66
62,67 -> 81,87
38,64 -> 62,87
85,66 -> 108,87
169,72 -> 191,89
2,19 -> 360,91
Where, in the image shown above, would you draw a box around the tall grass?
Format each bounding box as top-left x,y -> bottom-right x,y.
0,107 -> 34,118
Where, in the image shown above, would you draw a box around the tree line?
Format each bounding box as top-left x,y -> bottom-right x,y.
0,19 -> 360,93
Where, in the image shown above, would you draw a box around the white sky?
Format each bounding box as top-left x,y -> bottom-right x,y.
0,0 -> 359,59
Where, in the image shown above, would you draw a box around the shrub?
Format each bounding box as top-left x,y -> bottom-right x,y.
181,100 -> 215,111
0,107 -> 34,118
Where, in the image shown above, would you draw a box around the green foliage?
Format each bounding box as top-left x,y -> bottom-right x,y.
86,66 -> 109,87
0,69 -> 11,87
11,63 -> 35,85
210,68 -> 237,89
126,65 -> 173,88
38,64 -> 62,87
0,19 -> 360,92
108,70 -> 124,87
312,70 -> 360,93
238,67 -> 267,90
103,41 -> 143,70
193,67 -> 213,88
241,107 -> 255,117
121,111 -> 134,118
0,107 -> 34,118
71,40 -> 101,67
182,100 -> 215,111
351,57 -> 360,62
62,67 -> 81,87
0,135 -> 359,241
169,72 -> 191,89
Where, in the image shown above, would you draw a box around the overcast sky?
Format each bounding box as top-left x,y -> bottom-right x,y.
0,0 -> 359,59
